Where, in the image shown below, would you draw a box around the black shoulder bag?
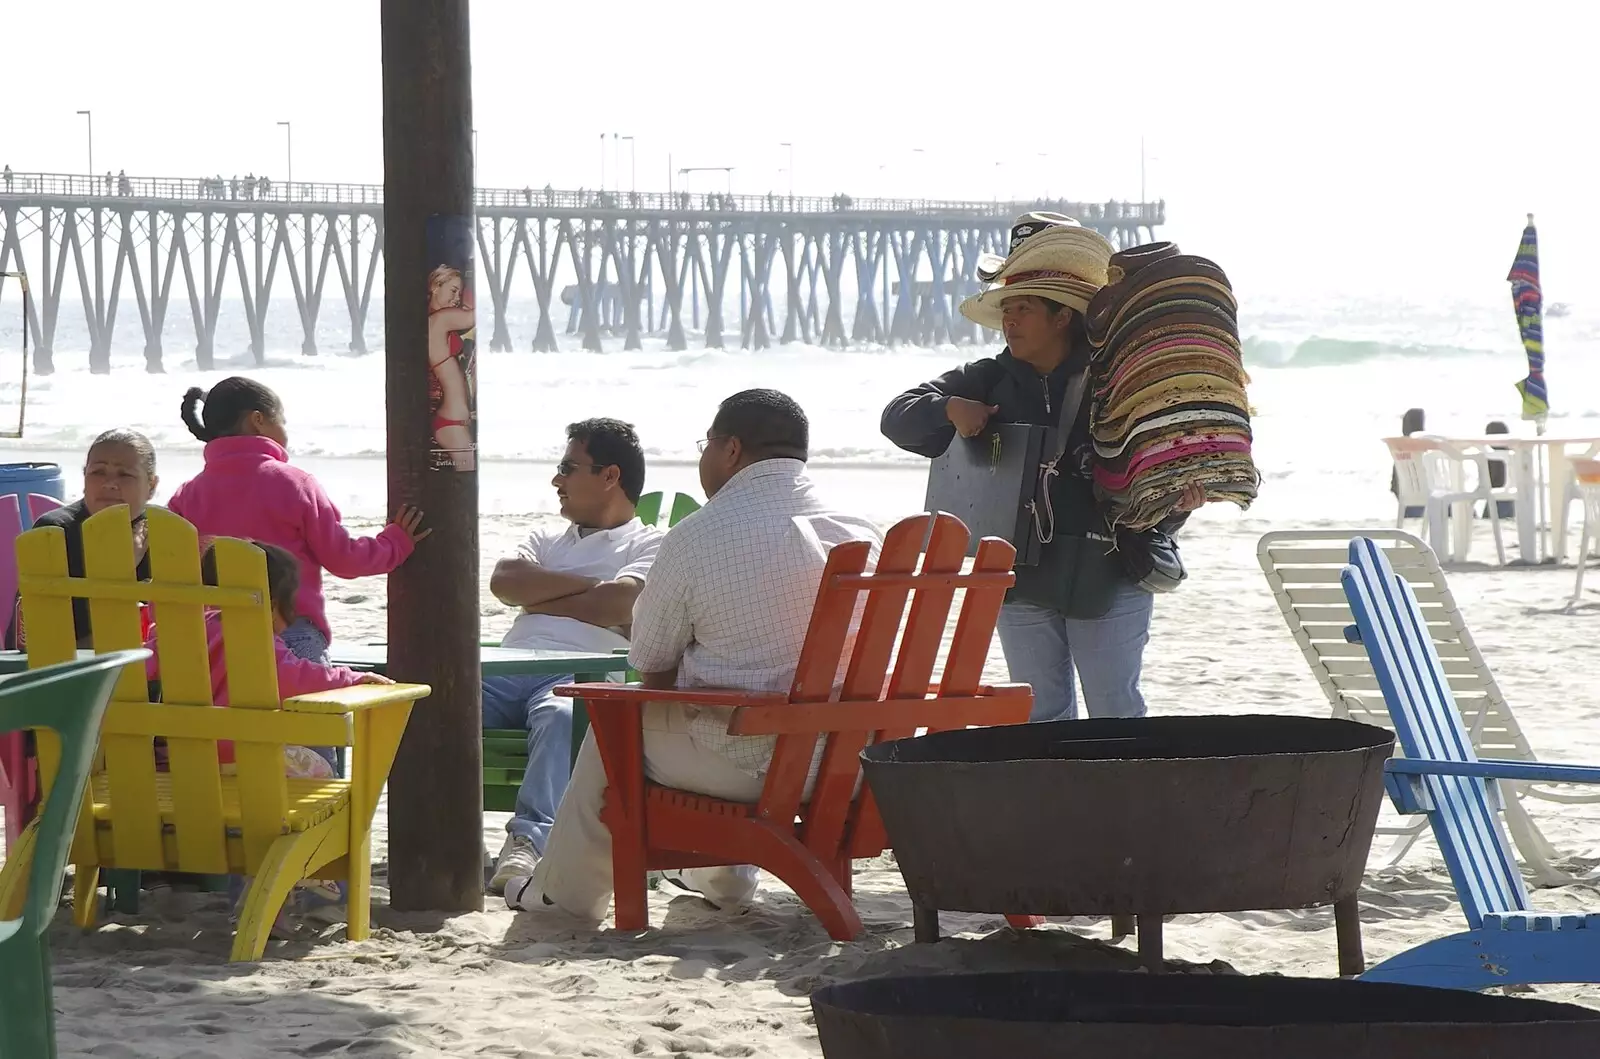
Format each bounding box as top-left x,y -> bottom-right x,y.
1031,367 -> 1188,594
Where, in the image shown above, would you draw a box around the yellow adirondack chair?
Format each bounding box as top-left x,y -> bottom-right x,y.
0,506 -> 430,961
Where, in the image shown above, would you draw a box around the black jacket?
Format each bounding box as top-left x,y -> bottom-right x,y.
881,347 -> 1132,619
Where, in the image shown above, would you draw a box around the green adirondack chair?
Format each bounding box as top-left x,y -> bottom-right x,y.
482,493 -> 698,813
633,491 -> 701,529
0,650 -> 147,1059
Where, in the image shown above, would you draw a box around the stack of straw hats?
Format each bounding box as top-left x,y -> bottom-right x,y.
1084,241 -> 1257,530
959,213 -> 1115,327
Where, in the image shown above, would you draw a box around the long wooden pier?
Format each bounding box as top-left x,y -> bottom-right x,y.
0,171 -> 1164,373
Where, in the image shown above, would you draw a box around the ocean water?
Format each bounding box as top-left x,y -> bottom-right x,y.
0,288 -> 1596,525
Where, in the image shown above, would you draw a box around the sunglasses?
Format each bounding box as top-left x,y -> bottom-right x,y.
555,460 -> 600,477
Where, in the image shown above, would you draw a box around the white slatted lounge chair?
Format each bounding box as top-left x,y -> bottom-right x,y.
1258,528 -> 1574,884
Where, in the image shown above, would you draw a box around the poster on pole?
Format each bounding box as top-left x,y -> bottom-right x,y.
425,214 -> 477,472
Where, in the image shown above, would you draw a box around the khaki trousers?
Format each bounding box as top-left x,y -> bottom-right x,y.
532,701 -> 764,919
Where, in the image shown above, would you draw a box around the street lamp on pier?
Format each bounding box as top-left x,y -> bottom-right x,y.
678,166 -> 736,199
76,110 -> 93,183
277,121 -> 293,190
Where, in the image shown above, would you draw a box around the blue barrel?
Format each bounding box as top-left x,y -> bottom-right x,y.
0,462 -> 66,527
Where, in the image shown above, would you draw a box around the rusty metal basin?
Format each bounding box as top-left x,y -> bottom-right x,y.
811,970 -> 1600,1058
860,715 -> 1393,970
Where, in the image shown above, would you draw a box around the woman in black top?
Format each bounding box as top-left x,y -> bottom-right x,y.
11,428 -> 160,649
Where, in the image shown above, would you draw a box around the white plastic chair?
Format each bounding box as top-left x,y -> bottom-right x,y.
1570,458 -> 1600,601
1557,444 -> 1600,562
1385,437 -> 1510,565
1258,529 -> 1575,884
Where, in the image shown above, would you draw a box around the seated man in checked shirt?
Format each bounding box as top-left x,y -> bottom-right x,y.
505,388 -> 883,918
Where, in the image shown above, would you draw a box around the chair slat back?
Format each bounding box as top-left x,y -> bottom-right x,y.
18,507 -> 310,876
25,496 -> 61,526
1256,530 -> 1532,762
0,496 -> 23,641
1342,536 -> 1528,925
667,493 -> 701,526
758,536 -> 876,819
634,491 -> 702,529
801,516 -> 944,854
840,519 -> 1017,858
758,513 -> 1017,860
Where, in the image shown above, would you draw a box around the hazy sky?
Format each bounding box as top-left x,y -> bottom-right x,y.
5,1 -> 1598,302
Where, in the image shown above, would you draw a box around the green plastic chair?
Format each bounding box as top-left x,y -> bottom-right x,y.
0,650 -> 147,1059
633,491 -> 701,529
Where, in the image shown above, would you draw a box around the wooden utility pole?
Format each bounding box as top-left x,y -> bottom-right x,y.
381,0 -> 483,912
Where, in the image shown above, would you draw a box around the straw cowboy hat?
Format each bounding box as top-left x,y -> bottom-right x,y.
960,212 -> 1115,331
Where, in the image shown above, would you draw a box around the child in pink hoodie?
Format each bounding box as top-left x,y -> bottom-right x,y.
168,378 -> 428,769
143,539 -> 394,779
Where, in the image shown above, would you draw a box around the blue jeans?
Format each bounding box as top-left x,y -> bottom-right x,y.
482,673 -> 574,855
279,617 -> 339,774
996,583 -> 1154,722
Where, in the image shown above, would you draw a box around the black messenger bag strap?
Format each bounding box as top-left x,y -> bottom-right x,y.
1029,366 -> 1091,546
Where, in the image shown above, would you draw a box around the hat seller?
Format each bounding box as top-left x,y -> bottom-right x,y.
879,212 -> 1204,723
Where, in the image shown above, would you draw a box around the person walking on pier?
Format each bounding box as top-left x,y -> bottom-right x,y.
2,166 -> 11,193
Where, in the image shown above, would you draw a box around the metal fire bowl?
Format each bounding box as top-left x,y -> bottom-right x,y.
811,970 -> 1600,1059
860,715 -> 1394,916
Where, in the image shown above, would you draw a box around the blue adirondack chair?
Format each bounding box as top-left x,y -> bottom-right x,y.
1342,535 -> 1600,989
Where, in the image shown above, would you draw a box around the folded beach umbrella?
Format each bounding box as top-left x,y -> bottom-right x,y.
1508,214 -> 1548,429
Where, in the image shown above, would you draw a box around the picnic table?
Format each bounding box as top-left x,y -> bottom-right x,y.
329,644 -> 628,759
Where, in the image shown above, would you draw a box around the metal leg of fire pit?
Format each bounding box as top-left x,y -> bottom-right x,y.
1334,894 -> 1365,977
913,900 -> 940,943
1137,915 -> 1163,972
1110,914 -> 1135,940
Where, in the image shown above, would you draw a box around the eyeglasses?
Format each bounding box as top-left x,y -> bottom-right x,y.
555,460 -> 600,477
696,435 -> 728,453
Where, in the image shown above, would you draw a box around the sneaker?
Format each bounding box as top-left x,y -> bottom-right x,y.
503,874 -> 556,912
488,833 -> 541,894
293,880 -> 347,926
655,866 -> 760,911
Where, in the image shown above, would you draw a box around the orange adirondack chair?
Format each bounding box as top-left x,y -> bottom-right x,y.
556,511 -> 1038,940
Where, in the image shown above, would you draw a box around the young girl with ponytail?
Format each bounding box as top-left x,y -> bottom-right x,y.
168,377 -> 429,671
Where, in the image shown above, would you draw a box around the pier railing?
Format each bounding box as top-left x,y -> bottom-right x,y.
0,170 -> 1164,223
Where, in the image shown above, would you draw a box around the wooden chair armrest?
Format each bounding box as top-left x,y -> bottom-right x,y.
930,682 -> 1032,698
730,692 -> 1033,736
282,682 -> 432,714
554,682 -> 790,708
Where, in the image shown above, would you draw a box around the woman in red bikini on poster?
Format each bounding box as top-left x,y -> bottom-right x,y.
427,264 -> 477,472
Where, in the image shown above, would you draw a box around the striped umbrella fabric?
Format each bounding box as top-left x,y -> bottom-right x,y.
1508,213 -> 1548,425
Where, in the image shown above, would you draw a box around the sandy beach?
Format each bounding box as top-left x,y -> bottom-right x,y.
3,497 -> 1598,1057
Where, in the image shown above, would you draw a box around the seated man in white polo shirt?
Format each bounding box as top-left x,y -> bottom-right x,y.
505,389 -> 883,917
486,418 -> 664,892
